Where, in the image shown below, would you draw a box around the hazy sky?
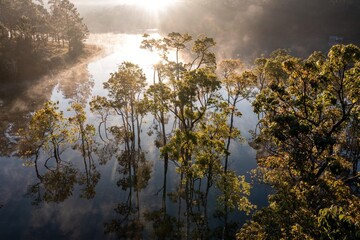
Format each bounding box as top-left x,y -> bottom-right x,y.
71,0 -> 127,5
70,0 -> 360,59
70,0 -> 182,5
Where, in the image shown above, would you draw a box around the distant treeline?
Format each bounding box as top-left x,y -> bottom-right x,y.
0,0 -> 88,80
80,0 -> 360,60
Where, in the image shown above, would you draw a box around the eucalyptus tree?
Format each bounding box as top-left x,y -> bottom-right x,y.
142,32 -> 217,236
18,101 -> 71,167
141,35 -> 184,212
217,59 -> 257,236
252,49 -> 292,93
90,62 -> 150,224
102,61 -> 147,151
144,79 -> 172,209
141,32 -> 255,238
69,102 -> 96,162
171,40 -> 219,215
18,101 -> 78,205
219,59 -> 257,172
238,44 -> 360,239
89,95 -> 114,142
69,102 -> 99,199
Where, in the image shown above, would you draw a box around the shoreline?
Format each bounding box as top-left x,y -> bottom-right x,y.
0,43 -> 104,155
0,43 -> 103,94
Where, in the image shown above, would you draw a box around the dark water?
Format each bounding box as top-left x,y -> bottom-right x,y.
0,33 -> 271,239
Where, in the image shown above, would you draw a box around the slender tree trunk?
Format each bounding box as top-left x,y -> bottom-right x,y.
161,112 -> 168,211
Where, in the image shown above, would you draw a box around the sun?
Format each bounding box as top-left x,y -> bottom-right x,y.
134,0 -> 173,11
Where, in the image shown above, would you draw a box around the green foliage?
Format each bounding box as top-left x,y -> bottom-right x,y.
69,102 -> 96,157
318,205 -> 360,240
145,82 -> 172,117
18,101 -> 101,204
104,62 -> 146,105
140,32 -> 256,238
0,0 -> 88,79
238,175 -> 360,239
101,61 -> 147,147
18,101 -> 70,160
49,0 -> 89,56
238,44 -> 360,239
216,172 -> 255,214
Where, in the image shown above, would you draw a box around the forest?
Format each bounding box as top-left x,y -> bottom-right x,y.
15,32 -> 360,239
0,0 -> 88,80
0,0 -> 359,239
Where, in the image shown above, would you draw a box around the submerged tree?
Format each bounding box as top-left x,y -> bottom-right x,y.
238,44 -> 360,239
214,59 -> 257,237
18,101 -> 71,166
102,61 -> 147,150
18,101 -> 100,203
141,32 -> 255,238
18,101 -> 75,204
69,102 -> 99,199
89,61 -> 151,238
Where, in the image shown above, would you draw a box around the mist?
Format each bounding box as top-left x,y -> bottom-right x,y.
76,0 -> 360,60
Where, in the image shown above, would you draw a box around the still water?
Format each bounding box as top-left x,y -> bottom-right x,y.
0,33 -> 270,239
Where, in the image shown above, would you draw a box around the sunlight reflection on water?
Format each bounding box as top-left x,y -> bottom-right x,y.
87,33 -> 164,83
0,32 -> 271,239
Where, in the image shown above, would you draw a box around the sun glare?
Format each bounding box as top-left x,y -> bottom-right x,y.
134,0 -> 173,11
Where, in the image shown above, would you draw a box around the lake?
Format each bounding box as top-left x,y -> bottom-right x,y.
0,33 -> 271,239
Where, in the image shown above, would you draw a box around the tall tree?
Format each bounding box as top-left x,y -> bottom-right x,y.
142,32 -> 254,238
238,44 -> 360,239
48,0 -> 88,55
94,61 -> 147,151
218,59 -> 257,235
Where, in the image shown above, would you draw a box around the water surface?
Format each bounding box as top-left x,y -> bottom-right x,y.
0,33 -> 271,239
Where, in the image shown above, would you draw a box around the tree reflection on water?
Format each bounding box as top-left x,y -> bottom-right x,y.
18,101 -> 100,204
104,146 -> 152,239
26,163 -> 78,205
2,32 -> 260,239
0,60 -> 93,157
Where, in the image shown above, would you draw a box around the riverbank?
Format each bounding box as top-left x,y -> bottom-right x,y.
0,43 -> 102,92
0,43 -> 103,156
65,43 -> 104,67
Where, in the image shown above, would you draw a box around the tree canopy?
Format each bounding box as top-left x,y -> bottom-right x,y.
0,0 -> 88,80
11,28 -> 360,238
238,44 -> 360,239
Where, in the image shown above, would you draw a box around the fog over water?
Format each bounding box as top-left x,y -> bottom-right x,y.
0,30 -> 266,238
77,0 -> 360,60
0,0 -> 358,239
